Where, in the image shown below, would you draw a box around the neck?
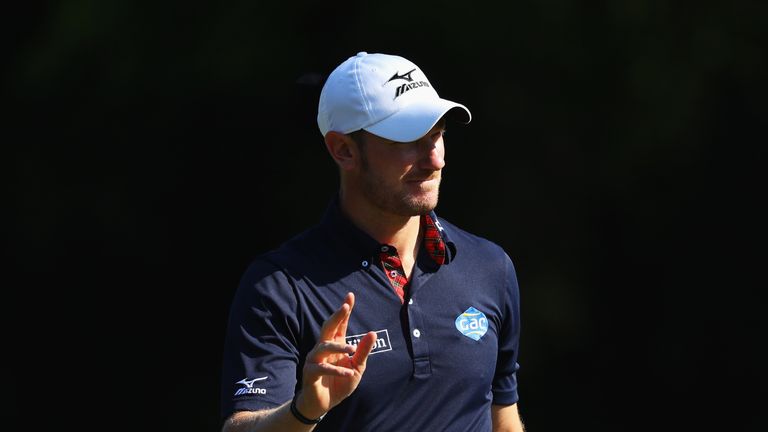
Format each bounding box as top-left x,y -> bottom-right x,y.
338,189 -> 423,267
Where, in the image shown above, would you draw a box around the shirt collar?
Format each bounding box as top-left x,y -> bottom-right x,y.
320,196 -> 456,265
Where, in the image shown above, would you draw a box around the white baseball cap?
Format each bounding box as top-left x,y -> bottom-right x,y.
317,52 -> 471,142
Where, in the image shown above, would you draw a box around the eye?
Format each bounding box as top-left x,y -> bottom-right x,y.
431,129 -> 446,140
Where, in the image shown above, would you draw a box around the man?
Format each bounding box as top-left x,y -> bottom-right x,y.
220,51 -> 524,431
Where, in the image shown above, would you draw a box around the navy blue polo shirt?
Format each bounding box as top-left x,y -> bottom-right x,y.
221,199 -> 521,431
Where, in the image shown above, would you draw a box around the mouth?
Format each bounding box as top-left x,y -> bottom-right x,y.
407,176 -> 438,183
405,171 -> 441,183
405,175 -> 441,188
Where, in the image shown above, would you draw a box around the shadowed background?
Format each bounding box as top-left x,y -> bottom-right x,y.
7,1 -> 767,430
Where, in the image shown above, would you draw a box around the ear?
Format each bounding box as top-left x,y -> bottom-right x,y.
324,131 -> 359,171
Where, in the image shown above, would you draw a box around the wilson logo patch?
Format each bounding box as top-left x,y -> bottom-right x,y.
455,307 -> 489,341
346,329 -> 392,355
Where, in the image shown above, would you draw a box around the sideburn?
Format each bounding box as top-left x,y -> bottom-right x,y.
348,129 -> 370,170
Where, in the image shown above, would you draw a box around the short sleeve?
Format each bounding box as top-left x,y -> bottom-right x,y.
491,254 -> 522,405
220,258 -> 302,419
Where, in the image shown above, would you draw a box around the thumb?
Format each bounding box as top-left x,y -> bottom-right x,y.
351,331 -> 377,370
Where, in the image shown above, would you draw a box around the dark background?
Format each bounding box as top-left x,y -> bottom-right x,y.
7,1 -> 767,430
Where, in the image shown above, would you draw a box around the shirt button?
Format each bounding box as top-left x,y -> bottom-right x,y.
361,260 -> 369,268
380,245 -> 389,252
408,298 -> 414,305
390,270 -> 398,278
413,329 -> 421,338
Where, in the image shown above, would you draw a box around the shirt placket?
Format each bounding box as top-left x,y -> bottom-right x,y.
379,245 -> 408,303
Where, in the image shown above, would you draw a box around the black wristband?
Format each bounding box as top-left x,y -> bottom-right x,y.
290,394 -> 325,425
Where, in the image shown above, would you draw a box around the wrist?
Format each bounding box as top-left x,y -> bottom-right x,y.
291,392 -> 326,425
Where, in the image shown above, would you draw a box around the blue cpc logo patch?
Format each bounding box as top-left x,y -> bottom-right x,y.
455,307 -> 489,341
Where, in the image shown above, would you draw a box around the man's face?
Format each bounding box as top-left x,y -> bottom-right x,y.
355,120 -> 447,216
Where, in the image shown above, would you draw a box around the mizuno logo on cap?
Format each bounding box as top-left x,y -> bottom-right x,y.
386,68 -> 417,83
386,68 -> 431,99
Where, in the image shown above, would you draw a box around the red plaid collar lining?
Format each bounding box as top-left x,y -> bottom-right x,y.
379,247 -> 408,302
422,213 -> 446,266
379,214 -> 448,303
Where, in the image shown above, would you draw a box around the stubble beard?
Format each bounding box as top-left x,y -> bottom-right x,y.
360,155 -> 440,217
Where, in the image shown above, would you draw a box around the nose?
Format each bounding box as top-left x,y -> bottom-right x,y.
419,136 -> 445,171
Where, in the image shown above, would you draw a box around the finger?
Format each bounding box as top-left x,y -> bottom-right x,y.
350,331 -> 377,370
319,300 -> 351,341
336,292 -> 355,339
307,340 -> 356,363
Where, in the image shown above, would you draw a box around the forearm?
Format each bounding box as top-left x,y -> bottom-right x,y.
492,403 -> 525,432
221,399 -> 320,432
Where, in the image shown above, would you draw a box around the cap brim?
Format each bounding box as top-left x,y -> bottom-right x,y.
364,98 -> 471,142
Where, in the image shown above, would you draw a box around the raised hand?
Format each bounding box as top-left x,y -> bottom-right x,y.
296,292 -> 377,420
